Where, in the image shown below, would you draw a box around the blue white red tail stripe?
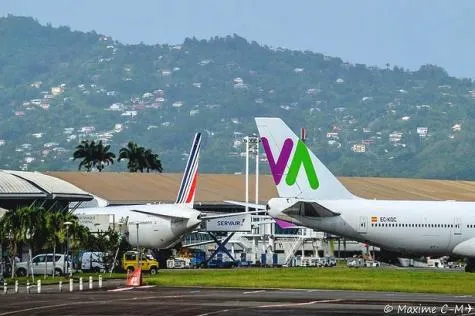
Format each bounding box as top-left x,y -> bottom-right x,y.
176,132 -> 201,206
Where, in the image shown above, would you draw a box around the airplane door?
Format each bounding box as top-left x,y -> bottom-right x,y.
358,216 -> 368,234
454,217 -> 462,236
450,217 -> 463,248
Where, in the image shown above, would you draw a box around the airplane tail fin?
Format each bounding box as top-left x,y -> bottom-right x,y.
255,117 -> 356,200
175,132 -> 201,207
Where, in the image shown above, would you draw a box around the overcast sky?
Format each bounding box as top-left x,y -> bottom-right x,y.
2,0 -> 475,78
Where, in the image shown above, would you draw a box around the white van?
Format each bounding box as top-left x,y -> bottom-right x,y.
81,252 -> 106,272
16,254 -> 69,276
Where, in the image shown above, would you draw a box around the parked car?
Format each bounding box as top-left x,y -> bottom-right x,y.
347,257 -> 365,268
16,254 -> 70,276
121,251 -> 159,274
81,252 -> 106,273
365,260 -> 381,267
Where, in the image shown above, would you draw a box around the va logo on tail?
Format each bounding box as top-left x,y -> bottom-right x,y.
261,137 -> 319,190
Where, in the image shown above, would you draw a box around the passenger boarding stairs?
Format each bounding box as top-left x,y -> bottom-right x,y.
228,232 -> 254,252
283,237 -> 305,266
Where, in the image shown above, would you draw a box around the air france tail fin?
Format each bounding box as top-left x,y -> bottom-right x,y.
255,118 -> 356,200
175,132 -> 201,207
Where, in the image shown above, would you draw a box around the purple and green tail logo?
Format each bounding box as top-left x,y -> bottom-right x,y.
261,137 -> 319,190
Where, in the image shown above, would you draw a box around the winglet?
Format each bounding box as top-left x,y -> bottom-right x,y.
175,132 -> 201,207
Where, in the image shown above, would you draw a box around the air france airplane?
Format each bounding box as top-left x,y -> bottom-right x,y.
256,117 -> 475,272
76,133 -> 204,249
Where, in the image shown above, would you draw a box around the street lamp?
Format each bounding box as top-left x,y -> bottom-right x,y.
136,222 -> 141,269
243,135 -> 260,212
63,221 -> 73,277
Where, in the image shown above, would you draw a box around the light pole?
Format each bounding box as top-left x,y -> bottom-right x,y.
243,134 -> 260,264
63,221 -> 72,277
136,223 -> 140,269
243,135 -> 260,212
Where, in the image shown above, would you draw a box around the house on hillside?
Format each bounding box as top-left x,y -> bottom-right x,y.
417,127 -> 428,137
389,132 -> 403,142
351,144 -> 366,153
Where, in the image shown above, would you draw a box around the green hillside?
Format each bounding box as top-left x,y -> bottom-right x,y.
1,15 -> 475,179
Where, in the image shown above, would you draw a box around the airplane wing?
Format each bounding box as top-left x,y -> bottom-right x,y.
130,209 -> 191,220
224,200 -> 267,210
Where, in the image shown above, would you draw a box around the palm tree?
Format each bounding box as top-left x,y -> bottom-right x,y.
0,209 -> 22,277
144,149 -> 163,173
118,141 -> 163,173
93,140 -> 115,172
73,140 -> 96,171
118,141 -> 147,172
16,206 -> 40,279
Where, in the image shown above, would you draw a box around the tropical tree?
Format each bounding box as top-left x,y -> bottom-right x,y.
16,206 -> 40,278
0,206 -> 46,278
118,141 -> 163,173
73,140 -> 95,171
41,210 -> 89,277
93,140 -> 115,172
73,140 -> 115,172
118,141 -> 146,172
144,149 -> 163,173
0,208 -> 23,277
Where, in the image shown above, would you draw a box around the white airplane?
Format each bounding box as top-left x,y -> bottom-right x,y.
76,133 -> 204,249
76,133 -> 260,250
255,117 -> 475,272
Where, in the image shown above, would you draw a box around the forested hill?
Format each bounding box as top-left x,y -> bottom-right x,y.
1,15 -> 475,179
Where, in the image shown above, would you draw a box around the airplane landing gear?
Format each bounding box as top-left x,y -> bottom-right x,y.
465,258 -> 475,273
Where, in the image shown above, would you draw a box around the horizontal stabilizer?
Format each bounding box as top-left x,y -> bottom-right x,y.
283,201 -> 340,218
200,210 -> 264,220
130,209 -> 190,220
224,200 -> 267,210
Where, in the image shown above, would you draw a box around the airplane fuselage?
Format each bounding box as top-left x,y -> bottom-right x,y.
269,198 -> 475,257
75,204 -> 202,249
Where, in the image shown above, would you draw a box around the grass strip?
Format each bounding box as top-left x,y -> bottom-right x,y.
144,267 -> 475,295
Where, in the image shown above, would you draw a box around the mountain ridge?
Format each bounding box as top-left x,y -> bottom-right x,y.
1,15 -> 474,180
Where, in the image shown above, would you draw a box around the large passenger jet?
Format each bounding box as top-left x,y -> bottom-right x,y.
76,133 -> 204,249
256,117 -> 475,272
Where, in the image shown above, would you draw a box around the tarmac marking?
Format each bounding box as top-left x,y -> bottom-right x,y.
0,294 -> 191,315
196,308 -> 245,316
258,299 -> 342,308
108,287 -> 135,292
243,290 -> 266,294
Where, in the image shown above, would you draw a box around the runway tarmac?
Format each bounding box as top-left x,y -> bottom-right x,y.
0,284 -> 474,315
